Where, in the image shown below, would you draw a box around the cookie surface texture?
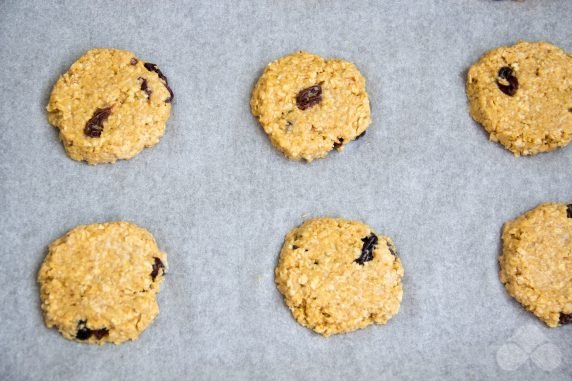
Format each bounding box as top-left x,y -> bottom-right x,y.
38,222 -> 167,344
466,41 -> 572,156
47,48 -> 173,164
275,217 -> 403,336
251,51 -> 371,162
500,203 -> 572,327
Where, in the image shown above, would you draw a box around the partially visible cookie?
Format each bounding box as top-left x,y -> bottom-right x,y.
251,51 -> 371,162
500,203 -> 572,327
466,41 -> 572,156
47,48 -> 173,164
38,222 -> 167,344
275,217 -> 403,336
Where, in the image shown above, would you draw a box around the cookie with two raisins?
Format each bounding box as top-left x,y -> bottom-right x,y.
251,52 -> 371,162
37,222 -> 167,344
47,48 -> 173,164
275,217 -> 403,336
500,203 -> 572,327
466,41 -> 572,156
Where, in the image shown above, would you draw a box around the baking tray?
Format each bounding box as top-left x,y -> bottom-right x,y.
0,0 -> 571,380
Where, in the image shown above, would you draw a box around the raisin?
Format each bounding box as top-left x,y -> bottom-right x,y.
130,58 -> 138,65
567,204 -> 572,218
296,85 -> 322,110
387,241 -> 398,257
76,321 -> 108,340
150,257 -> 165,281
76,329 -> 91,340
76,321 -> 92,340
144,62 -> 173,103
560,313 -> 572,325
292,245 -> 299,250
92,328 -> 109,340
144,62 -> 167,83
355,233 -> 378,265
333,138 -> 344,149
139,77 -> 152,98
355,131 -> 366,140
496,66 -> 518,96
84,106 -> 112,138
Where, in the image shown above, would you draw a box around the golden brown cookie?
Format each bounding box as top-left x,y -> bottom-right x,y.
38,222 -> 167,344
251,51 -> 371,162
466,41 -> 572,156
500,203 -> 572,327
275,217 -> 403,336
47,48 -> 173,164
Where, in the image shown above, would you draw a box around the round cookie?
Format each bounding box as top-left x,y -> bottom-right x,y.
47,48 -> 173,164
275,217 -> 403,336
37,222 -> 167,344
500,203 -> 572,327
251,51 -> 371,162
466,41 -> 572,156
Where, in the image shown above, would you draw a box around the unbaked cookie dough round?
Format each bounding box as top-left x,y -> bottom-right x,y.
38,222 -> 167,344
275,217 -> 403,336
500,203 -> 572,327
466,41 -> 572,156
251,51 -> 371,162
47,48 -> 173,164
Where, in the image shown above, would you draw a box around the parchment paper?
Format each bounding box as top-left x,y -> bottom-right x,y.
1,1 -> 571,380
